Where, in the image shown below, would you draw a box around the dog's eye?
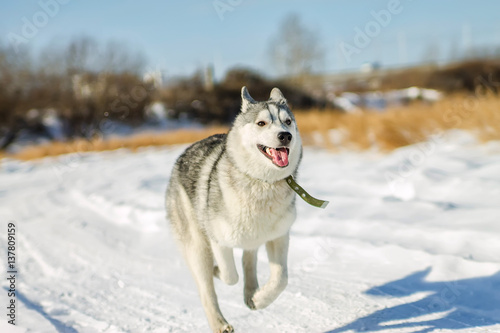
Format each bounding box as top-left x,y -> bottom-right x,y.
257,121 -> 266,127
285,119 -> 292,126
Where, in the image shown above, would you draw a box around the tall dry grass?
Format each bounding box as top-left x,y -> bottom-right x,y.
295,94 -> 500,150
2,94 -> 499,161
7,127 -> 228,161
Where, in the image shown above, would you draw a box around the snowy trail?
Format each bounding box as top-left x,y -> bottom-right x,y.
1,131 -> 500,333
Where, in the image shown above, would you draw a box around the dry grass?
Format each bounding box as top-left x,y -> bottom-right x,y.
294,94 -> 500,150
7,126 -> 228,161
2,94 -> 500,161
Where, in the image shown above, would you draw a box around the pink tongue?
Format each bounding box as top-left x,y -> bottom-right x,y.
270,148 -> 289,167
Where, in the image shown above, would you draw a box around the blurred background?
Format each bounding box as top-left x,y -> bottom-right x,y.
1,0 -> 500,158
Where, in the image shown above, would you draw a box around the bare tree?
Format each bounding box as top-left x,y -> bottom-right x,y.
268,13 -> 324,82
101,40 -> 146,74
0,36 -> 152,149
65,36 -> 99,74
422,40 -> 440,65
38,36 -> 146,76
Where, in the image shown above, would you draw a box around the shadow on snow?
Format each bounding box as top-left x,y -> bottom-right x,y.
327,267 -> 500,333
3,287 -> 78,333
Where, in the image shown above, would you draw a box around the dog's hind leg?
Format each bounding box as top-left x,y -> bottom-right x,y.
184,232 -> 234,333
211,241 -> 239,285
246,233 -> 289,310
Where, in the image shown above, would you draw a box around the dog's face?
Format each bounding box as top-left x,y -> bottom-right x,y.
227,86 -> 302,182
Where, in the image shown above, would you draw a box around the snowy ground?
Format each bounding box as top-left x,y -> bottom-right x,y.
1,130 -> 499,333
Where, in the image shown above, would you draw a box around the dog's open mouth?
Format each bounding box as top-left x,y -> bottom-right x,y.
257,144 -> 289,168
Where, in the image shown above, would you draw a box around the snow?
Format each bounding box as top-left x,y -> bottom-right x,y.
331,87 -> 443,112
1,131 -> 499,333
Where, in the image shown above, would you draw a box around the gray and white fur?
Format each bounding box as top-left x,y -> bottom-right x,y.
166,86 -> 302,333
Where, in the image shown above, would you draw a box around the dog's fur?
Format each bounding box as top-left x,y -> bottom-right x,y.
166,87 -> 302,332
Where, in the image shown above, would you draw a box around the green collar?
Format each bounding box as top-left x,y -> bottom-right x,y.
286,176 -> 329,209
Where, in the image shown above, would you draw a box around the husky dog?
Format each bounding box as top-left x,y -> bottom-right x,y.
166,86 -> 302,333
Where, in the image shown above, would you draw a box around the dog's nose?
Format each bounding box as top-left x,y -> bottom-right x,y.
277,132 -> 292,146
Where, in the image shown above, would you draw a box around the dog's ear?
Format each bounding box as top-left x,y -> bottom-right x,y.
241,86 -> 256,113
269,87 -> 287,104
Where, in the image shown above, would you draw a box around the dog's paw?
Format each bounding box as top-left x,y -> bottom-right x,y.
214,266 -> 239,285
219,324 -> 234,333
244,287 -> 258,310
246,289 -> 276,310
245,290 -> 270,310
244,295 -> 256,310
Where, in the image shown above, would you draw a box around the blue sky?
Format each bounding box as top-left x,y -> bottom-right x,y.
1,0 -> 500,80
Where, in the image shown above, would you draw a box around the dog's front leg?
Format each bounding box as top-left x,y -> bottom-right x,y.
211,240 -> 239,285
247,233 -> 289,310
242,249 -> 259,308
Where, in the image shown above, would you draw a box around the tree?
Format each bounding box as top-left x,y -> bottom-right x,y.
268,13 -> 324,82
421,40 -> 440,65
0,36 -> 152,149
38,36 -> 146,76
